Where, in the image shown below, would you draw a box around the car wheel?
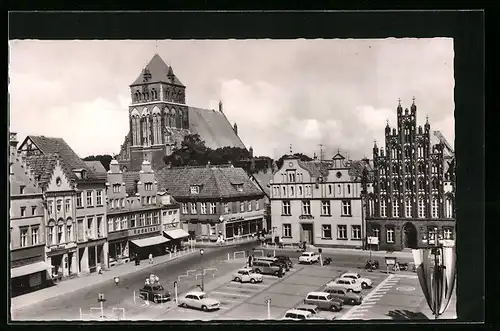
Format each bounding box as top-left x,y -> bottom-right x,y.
350,299 -> 356,305
153,296 -> 159,304
274,271 -> 279,276
202,305 -> 208,312
234,277 -> 241,282
255,269 -> 261,274
362,282 -> 368,289
250,278 -> 256,283
330,305 -> 338,312
347,288 -> 353,292
180,303 -> 187,308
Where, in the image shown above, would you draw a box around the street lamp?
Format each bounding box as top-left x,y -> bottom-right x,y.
199,249 -> 205,291
412,227 -> 456,319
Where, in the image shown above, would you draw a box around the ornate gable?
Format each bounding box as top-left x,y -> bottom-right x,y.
46,160 -> 74,192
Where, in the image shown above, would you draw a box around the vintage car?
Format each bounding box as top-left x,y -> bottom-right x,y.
178,291 -> 220,311
340,272 -> 373,289
298,252 -> 320,264
282,309 -> 326,320
233,268 -> 264,283
325,278 -> 362,293
138,284 -> 171,303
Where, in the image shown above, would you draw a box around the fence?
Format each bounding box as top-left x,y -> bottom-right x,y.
233,251 -> 246,260
195,268 -> 218,280
253,249 -> 264,257
168,246 -> 195,261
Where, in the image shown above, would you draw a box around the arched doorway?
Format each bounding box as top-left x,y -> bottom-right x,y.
402,222 -> 418,249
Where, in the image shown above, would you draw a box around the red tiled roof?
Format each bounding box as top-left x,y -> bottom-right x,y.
188,107 -> 246,150
130,54 -> 185,87
26,136 -> 101,181
155,166 -> 264,199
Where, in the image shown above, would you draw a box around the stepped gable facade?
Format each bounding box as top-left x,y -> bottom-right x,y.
116,54 -> 246,171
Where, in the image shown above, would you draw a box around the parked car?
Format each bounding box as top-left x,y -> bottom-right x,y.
298,252 -> 320,264
138,284 -> 171,303
178,291 -> 220,311
303,291 -> 343,312
275,255 -> 294,268
254,257 -> 290,271
326,278 -> 362,293
233,268 -> 264,283
323,287 -> 363,305
295,304 -> 335,320
252,260 -> 284,276
340,272 -> 373,289
282,309 -> 325,320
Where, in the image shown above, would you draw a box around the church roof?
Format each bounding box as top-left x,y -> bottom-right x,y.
130,54 -> 185,87
188,107 -> 246,150
155,166 -> 264,199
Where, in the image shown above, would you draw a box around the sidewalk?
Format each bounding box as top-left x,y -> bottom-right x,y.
188,237 -> 259,249
11,248 -> 198,311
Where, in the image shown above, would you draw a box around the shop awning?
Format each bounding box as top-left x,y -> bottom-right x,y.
11,261 -> 52,278
131,236 -> 170,247
164,228 -> 190,240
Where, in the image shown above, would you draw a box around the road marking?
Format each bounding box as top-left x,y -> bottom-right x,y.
394,274 -> 418,279
211,291 -> 251,298
396,286 -> 416,292
217,298 -> 243,303
226,283 -> 267,288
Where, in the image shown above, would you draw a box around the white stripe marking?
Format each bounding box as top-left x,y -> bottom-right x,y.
210,291 -> 251,297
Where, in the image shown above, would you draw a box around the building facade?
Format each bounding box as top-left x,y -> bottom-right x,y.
365,100 -> 456,251
270,153 -> 367,248
155,165 -> 266,241
9,133 -> 51,296
116,54 -> 246,171
19,135 -> 109,275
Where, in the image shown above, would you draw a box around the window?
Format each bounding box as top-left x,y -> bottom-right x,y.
121,198 -> 125,208
20,206 -> 26,217
282,201 -> 291,215
302,200 -> 311,215
48,226 -> 54,245
393,200 -> 399,217
341,200 -> 352,216
239,201 -> 245,212
153,212 -> 159,225
432,198 -> 438,218
20,228 -> 28,247
418,198 -> 425,218
337,185 -> 341,195
352,225 -> 361,239
108,218 -> 114,232
386,227 -> 395,243
445,198 -> 453,218
200,203 -> 207,214
191,203 -> 197,214
31,227 -> 39,245
247,201 -> 252,211
63,199 -> 69,213
373,227 -> 380,240
209,224 -> 216,236
443,228 -> 453,240
322,225 -> 332,239
87,217 -> 94,238
140,213 -> 145,226
305,185 -> 312,196
66,224 -> 72,241
255,200 -> 260,210
96,191 -> 102,205
48,200 -> 54,214
380,200 -> 387,217
321,201 -> 331,215
113,184 -> 120,193
56,199 -> 62,212
283,224 -> 292,237
190,186 -> 199,194
115,217 -> 121,231
236,184 -> 243,192
347,185 -> 351,195
146,213 -> 152,225
130,215 -> 136,228
120,216 -> 127,230
20,185 -> 25,194
181,203 -> 188,214
86,191 -> 93,206
57,225 -> 64,243
405,198 -> 412,217
147,196 -> 151,205
298,186 -> 303,195
290,186 -> 295,196
328,185 -> 332,195
337,225 -> 347,239
145,183 -> 153,191
223,202 -> 229,214
427,227 -> 436,241
32,205 -> 37,215
282,186 -> 286,196
210,202 -> 217,214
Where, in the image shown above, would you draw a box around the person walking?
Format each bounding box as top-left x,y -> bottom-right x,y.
279,236 -> 284,249
148,253 -> 154,264
277,266 -> 284,278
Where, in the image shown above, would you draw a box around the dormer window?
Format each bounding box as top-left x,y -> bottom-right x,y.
145,183 -> 153,191
81,170 -> 87,179
113,184 -> 120,193
190,185 -> 200,194
236,184 -> 243,192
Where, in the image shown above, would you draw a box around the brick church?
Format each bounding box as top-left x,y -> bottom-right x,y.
116,54 -> 247,171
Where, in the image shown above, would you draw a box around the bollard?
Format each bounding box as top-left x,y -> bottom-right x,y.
169,252 -> 172,260
133,291 -> 136,304
228,253 -> 230,261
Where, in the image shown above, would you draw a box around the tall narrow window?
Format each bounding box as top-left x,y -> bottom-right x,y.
57,225 -> 64,243
282,224 -> 292,237
405,198 -> 412,217
200,203 -> 207,214
386,228 -> 395,243
341,200 -> 352,216
302,201 -> 311,215
321,201 -> 331,215
66,224 -> 73,242
31,227 -> 39,245
48,226 -> 54,245
418,198 -> 425,218
191,202 -> 197,214
347,185 -> 351,195
393,200 -> 399,217
282,201 -> 291,215
432,197 -> 439,218
96,191 -> 102,205
20,228 -> 28,247
86,191 -> 93,206
108,218 -> 114,232
210,202 -> 217,214
380,200 -> 387,217
328,185 -> 332,195
181,203 -> 188,214
445,198 -> 453,218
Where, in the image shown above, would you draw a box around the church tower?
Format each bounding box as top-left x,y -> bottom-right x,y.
127,54 -> 189,170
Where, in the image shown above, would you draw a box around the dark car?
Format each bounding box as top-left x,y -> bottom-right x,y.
275,255 -> 293,269
138,284 -> 172,303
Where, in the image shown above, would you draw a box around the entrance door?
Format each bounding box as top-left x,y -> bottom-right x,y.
88,246 -> 96,273
402,222 -> 418,249
301,224 -> 313,244
68,252 -> 73,275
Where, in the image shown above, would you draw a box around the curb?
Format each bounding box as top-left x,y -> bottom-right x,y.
11,250 -> 198,311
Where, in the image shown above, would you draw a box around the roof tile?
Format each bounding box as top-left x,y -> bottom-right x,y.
131,54 -> 184,87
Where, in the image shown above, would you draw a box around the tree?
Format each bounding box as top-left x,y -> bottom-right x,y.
82,155 -> 113,171
276,153 -> 313,169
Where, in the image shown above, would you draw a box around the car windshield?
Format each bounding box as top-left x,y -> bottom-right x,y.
301,253 -> 310,257
356,274 -> 361,278
248,270 -> 255,274
152,285 -> 164,291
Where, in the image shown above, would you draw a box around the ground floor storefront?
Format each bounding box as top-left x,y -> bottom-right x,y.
163,228 -> 190,251
10,257 -> 52,297
366,218 -> 456,251
76,239 -> 108,274
129,234 -> 170,260
225,217 -> 263,239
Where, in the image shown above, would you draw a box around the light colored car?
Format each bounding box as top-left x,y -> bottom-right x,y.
326,278 -> 362,293
233,268 -> 264,283
303,291 -> 343,312
298,252 -> 320,264
282,309 -> 325,320
295,304 -> 336,320
178,291 -> 220,311
340,272 -> 373,289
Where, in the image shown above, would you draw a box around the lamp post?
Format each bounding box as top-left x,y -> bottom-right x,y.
199,249 -> 205,291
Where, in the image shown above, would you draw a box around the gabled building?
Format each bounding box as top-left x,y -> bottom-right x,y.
270,152 -> 368,248
9,133 -> 51,296
365,99 -> 456,251
116,54 -> 247,171
155,165 -> 266,241
19,135 -> 109,274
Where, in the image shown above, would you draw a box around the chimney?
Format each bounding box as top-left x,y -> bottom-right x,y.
10,132 -> 18,156
249,146 -> 253,158
219,101 -> 223,113
233,123 -> 238,135
250,158 -> 256,172
109,159 -> 120,173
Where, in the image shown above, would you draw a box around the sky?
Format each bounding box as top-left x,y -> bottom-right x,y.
8,39 -> 455,160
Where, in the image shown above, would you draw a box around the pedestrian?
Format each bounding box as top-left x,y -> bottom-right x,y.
149,253 -> 154,264
277,266 -> 284,278
279,236 -> 284,249
248,254 -> 254,267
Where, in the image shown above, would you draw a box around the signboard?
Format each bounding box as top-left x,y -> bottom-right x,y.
367,237 -> 379,245
299,215 -> 314,220
385,257 -> 397,266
